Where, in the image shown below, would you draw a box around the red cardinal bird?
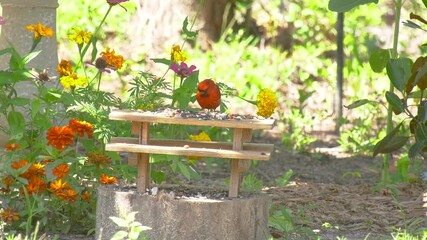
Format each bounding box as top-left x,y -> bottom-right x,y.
196,79 -> 221,110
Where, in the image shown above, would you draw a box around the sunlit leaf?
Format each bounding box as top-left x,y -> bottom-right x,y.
111,230 -> 128,240
328,0 -> 379,12
386,57 -> 413,93
109,216 -> 128,228
369,48 -> 390,73
151,58 -> 172,66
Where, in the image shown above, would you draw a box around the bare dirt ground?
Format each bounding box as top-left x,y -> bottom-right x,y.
255,129 -> 427,240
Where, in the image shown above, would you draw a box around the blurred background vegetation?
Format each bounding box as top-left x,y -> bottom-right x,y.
55,0 -> 424,154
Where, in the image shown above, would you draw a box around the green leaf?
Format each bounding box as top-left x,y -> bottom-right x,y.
151,170 -> 166,184
385,91 -> 404,113
344,99 -> 372,109
109,216 -> 128,228
328,0 -> 379,12
172,71 -> 199,108
182,16 -> 198,39
408,141 -> 424,159
396,156 -> 410,181
22,50 -> 42,65
151,58 -> 172,66
0,70 -> 30,85
423,0 -> 427,8
111,230 -> 128,240
369,48 -> 390,73
7,111 -> 26,140
10,97 -> 30,107
31,99 -> 43,118
177,162 -> 191,180
386,57 -> 413,93
91,38 -> 99,62
373,123 -> 408,156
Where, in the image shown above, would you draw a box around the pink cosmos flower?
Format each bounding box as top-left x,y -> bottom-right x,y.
107,0 -> 129,10
170,62 -> 197,77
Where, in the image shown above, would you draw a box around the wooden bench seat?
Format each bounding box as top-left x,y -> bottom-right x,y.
107,137 -> 273,160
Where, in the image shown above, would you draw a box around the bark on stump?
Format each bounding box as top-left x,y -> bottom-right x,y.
96,185 -> 271,240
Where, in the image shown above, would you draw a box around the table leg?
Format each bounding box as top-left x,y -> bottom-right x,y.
136,122 -> 150,193
229,128 -> 244,197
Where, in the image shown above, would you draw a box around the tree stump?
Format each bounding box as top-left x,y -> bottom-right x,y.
96,185 -> 271,240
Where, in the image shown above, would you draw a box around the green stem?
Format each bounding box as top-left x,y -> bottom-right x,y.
97,72 -> 103,91
77,5 -> 113,68
382,0 -> 402,186
160,0 -> 204,107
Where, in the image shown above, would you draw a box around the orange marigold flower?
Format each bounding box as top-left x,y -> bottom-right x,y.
1,208 -> 20,223
100,173 -> 117,184
53,164 -> 70,179
49,178 -> 69,193
11,159 -> 28,170
56,188 -> 77,203
26,23 -> 54,39
87,152 -> 112,169
5,143 -> 20,151
2,175 -> 14,192
46,126 -> 75,150
81,191 -> 91,201
21,162 -> 46,179
57,59 -> 73,76
25,176 -> 47,195
100,48 -> 123,70
68,118 -> 93,138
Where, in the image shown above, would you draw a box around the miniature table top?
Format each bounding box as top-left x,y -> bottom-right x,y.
109,109 -> 276,130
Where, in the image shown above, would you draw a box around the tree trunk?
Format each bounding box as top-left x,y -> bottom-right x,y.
129,0 -> 231,57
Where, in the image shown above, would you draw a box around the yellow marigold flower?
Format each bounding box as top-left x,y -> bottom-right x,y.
49,178 -> 69,192
100,173 -> 117,184
256,89 -> 278,118
87,152 -> 112,169
189,131 -> 211,141
68,27 -> 92,45
57,59 -> 73,76
100,48 -> 123,70
26,23 -> 53,39
46,126 -> 75,151
60,73 -> 88,90
1,208 -> 20,223
5,143 -> 20,151
68,118 -> 93,138
187,131 -> 211,160
53,164 -> 70,179
170,45 -> 186,63
81,191 -> 91,201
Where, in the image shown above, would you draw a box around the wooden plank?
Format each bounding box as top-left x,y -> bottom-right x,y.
105,143 -> 271,161
137,122 -> 150,193
229,128 -> 244,197
109,109 -> 275,130
110,137 -> 274,153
